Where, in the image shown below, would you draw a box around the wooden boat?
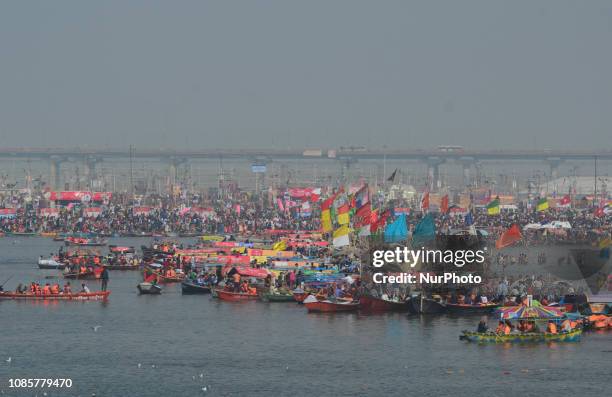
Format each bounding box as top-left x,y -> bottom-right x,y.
137,282 -> 162,295
359,295 -> 410,312
64,237 -> 108,247
103,263 -> 140,271
181,280 -> 212,294
260,291 -> 295,302
460,328 -> 582,343
304,296 -> 359,313
446,302 -> 500,314
63,267 -> 103,280
216,289 -> 259,302
37,258 -> 66,270
39,232 -> 58,238
8,232 -> 37,236
408,295 -> 447,314
155,272 -> 184,283
0,291 -> 110,301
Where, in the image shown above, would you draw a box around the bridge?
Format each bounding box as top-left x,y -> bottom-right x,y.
1,147 -> 610,190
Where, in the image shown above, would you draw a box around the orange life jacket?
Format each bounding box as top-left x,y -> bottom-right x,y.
547,323 -> 557,334
42,286 -> 51,294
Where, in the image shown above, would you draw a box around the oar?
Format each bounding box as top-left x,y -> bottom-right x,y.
0,275 -> 14,287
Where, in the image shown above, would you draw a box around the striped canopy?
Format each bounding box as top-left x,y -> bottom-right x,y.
497,305 -> 564,319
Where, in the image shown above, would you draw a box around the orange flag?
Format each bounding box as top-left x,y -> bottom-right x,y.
495,224 -> 522,249
440,195 -> 449,214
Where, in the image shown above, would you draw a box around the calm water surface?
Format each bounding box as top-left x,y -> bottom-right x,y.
0,237 -> 610,397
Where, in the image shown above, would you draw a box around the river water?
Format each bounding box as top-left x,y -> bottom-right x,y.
0,237 -> 610,397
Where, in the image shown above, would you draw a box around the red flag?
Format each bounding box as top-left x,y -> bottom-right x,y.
495,224 -> 522,249
354,203 -> 371,228
372,209 -> 390,232
559,195 -> 570,206
440,195 -> 449,214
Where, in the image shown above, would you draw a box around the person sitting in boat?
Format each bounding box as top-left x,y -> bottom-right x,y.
15,283 -> 23,294
561,319 -> 573,332
476,317 -> 489,333
50,283 -> 60,294
63,282 -> 72,294
79,264 -> 87,274
240,280 -> 249,293
495,321 -> 505,334
517,320 -> 527,332
546,320 -> 558,334
457,294 -> 466,304
42,283 -> 51,295
81,283 -> 91,293
480,295 -> 488,304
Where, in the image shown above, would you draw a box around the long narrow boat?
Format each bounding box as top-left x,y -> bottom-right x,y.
460,328 -> 582,343
0,291 -> 110,301
216,289 -> 258,302
359,295 -> 410,312
304,297 -> 359,313
260,292 -> 295,302
103,263 -> 140,271
446,302 -> 500,314
63,271 -> 101,280
181,280 -> 212,294
38,258 -> 67,270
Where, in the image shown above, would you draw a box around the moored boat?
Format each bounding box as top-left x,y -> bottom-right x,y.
359,295 -> 410,312
181,280 -> 212,294
460,328 -> 582,343
216,289 -> 258,302
446,302 -> 500,314
260,291 -> 295,302
38,257 -> 67,270
303,295 -> 359,313
0,291 -> 110,301
137,282 -> 162,295
408,294 -> 447,314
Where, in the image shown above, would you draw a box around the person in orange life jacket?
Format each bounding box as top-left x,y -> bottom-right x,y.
42,283 -> 51,295
63,282 -> 72,294
495,321 -> 505,334
50,283 -> 60,294
547,320 -> 558,334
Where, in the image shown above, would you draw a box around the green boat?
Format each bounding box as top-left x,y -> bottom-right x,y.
260,292 -> 295,302
460,328 -> 582,343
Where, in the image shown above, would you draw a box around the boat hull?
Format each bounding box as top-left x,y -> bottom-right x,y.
181,281 -> 212,294
446,303 -> 499,314
460,329 -> 582,343
0,291 -> 110,301
408,296 -> 447,314
260,292 -> 295,302
216,289 -> 258,302
304,300 -> 359,313
137,283 -> 162,295
359,296 -> 410,312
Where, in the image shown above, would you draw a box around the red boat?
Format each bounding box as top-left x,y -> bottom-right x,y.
216,289 -> 259,302
304,297 -> 359,313
0,291 -> 110,301
359,295 -> 410,312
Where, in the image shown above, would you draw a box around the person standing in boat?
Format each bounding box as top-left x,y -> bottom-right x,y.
100,267 -> 109,291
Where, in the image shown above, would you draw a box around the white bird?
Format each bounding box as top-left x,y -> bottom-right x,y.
151,364 -> 156,368
5,357 -> 11,364
91,325 -> 102,332
202,387 -> 207,392
199,373 -> 204,379
137,363 -> 142,368
192,375 -> 196,380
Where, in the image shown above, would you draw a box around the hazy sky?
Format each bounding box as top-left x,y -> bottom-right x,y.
1,1 -> 611,150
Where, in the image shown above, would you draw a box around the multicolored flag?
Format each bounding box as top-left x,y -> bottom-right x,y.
354,203 -> 372,237
486,197 -> 500,215
337,203 -> 350,225
536,198 -> 549,212
332,225 -> 350,247
320,196 -> 334,232
558,195 -> 571,208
